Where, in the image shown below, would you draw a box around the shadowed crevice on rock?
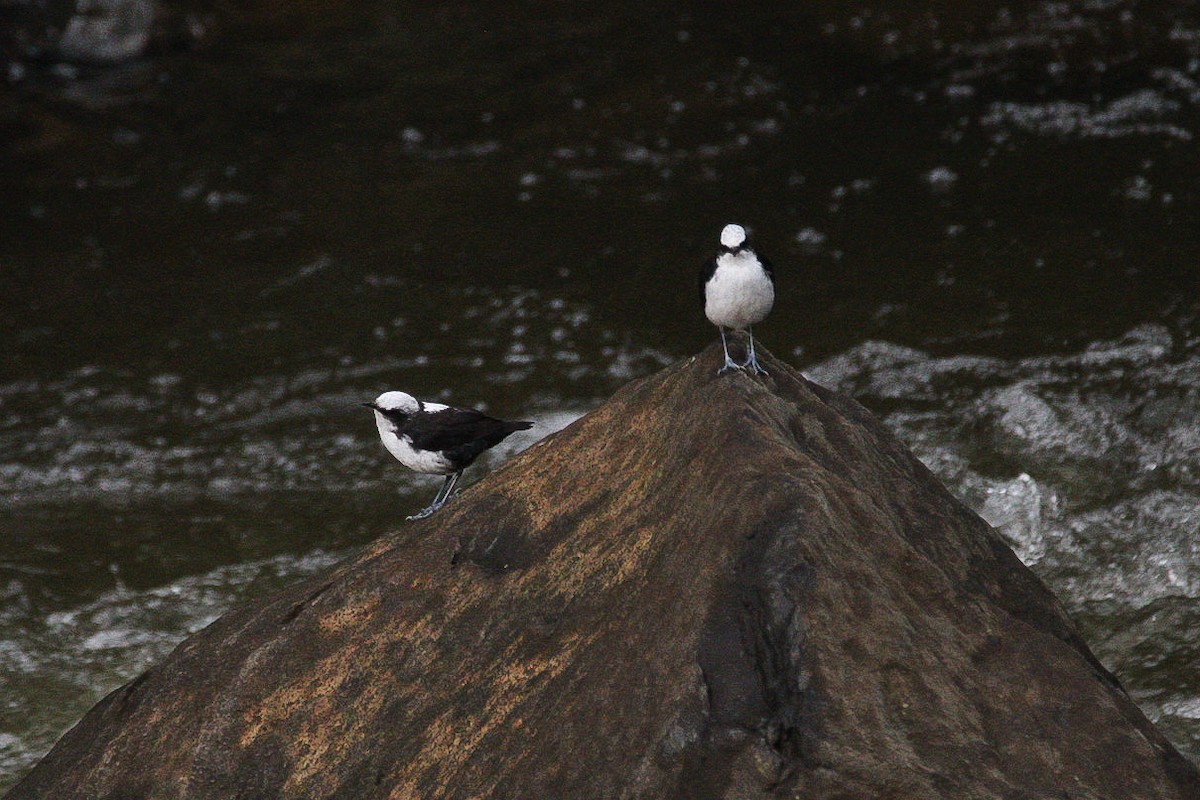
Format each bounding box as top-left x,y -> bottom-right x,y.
8,344 -> 1198,800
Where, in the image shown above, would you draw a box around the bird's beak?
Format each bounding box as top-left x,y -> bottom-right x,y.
360,402 -> 377,410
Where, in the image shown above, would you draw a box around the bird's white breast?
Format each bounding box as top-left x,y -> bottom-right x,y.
704,251 -> 774,330
373,414 -> 455,475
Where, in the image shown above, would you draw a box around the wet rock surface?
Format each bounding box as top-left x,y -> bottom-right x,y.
809,324 -> 1200,759
4,0 -> 1200,791
9,345 -> 1197,799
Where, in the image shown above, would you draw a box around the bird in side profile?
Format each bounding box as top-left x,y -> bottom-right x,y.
363,391 -> 534,520
699,223 -> 775,375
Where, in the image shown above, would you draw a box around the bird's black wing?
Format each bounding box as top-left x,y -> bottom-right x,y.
404,409 -> 531,468
403,408 -> 499,452
756,250 -> 776,284
698,255 -> 718,306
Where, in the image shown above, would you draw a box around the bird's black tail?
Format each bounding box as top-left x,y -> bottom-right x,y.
506,420 -> 535,433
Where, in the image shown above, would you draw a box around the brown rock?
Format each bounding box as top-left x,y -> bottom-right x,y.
9,344 -> 1198,799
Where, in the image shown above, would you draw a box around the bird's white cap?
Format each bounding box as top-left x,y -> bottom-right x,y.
373,391 -> 420,414
720,223 -> 747,249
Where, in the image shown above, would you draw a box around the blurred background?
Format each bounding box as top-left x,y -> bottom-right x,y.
2,0 -> 1199,788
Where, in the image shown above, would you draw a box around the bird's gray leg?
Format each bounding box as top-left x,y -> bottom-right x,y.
743,326 -> 768,375
718,328 -> 743,374
439,471 -> 462,507
406,472 -> 460,521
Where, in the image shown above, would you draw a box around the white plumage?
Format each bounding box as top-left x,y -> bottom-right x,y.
371,418 -> 456,474
699,223 -> 776,375
703,248 -> 775,331
720,222 -> 747,249
363,390 -> 534,520
368,391 -> 454,475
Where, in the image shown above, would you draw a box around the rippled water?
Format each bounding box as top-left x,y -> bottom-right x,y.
811,324 -> 1200,759
0,549 -> 344,782
3,0 -> 1200,790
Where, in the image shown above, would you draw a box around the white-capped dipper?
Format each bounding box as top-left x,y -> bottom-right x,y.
699,223 -> 775,375
363,391 -> 533,520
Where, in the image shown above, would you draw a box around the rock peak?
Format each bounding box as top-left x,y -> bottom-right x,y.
11,344 -> 1198,799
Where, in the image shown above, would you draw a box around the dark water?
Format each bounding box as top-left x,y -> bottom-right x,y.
2,0 -> 1199,788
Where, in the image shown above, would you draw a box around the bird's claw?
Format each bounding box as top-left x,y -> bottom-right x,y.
718,357 -> 745,375
406,492 -> 459,521
406,501 -> 445,521
743,357 -> 768,376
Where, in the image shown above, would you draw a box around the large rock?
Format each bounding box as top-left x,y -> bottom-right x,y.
9,345 -> 1198,799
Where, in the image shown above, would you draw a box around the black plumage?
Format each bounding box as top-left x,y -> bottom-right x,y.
699,223 -> 777,375
391,407 -> 534,471
365,392 -> 534,520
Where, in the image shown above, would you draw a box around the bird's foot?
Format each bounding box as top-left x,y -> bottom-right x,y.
405,505 -> 438,521
742,355 -> 768,376
718,356 -> 745,375
405,492 -> 459,521
406,500 -> 446,521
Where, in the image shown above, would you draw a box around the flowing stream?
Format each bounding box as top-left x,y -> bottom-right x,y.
3,0 -> 1199,788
